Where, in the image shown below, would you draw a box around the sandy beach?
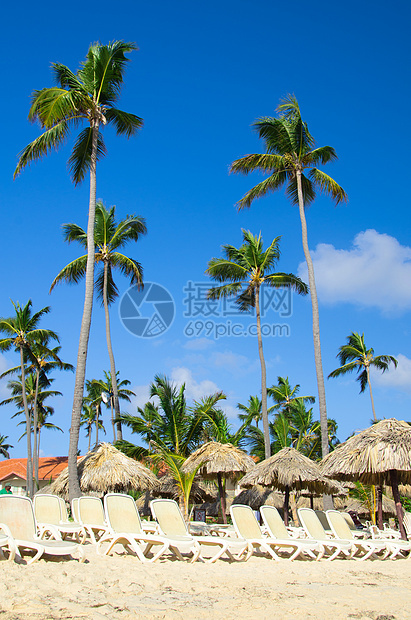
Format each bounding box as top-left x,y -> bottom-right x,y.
0,544 -> 410,620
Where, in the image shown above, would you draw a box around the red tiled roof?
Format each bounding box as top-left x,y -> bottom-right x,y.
0,457 -> 78,482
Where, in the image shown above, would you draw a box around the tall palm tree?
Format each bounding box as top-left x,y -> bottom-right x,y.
0,300 -> 57,497
206,229 -> 308,459
268,376 -> 315,415
328,332 -> 398,423
83,380 -> 107,446
0,436 -> 13,459
50,202 -> 146,441
237,395 -> 262,428
15,41 -> 142,501
230,95 -> 347,459
91,370 -> 135,442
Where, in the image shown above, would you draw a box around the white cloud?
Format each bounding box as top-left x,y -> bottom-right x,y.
170,367 -> 220,400
297,230 -> 411,313
372,354 -> 411,393
129,383 -> 151,411
183,338 -> 215,351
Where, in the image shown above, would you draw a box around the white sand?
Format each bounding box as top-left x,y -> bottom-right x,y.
0,544 -> 410,619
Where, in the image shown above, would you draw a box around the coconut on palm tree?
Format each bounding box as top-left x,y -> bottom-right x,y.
15,42 -> 142,501
0,300 -> 58,497
328,332 -> 398,423
206,229 -> 308,459
230,95 -> 347,459
50,202 -> 146,441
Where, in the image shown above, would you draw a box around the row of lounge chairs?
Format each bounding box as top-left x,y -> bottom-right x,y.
0,493 -> 409,564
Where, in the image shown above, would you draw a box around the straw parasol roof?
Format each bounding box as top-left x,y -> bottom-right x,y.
182,442 -> 255,480
239,447 -> 341,525
48,443 -> 159,500
320,418 -> 411,539
232,486 -> 284,511
321,419 -> 411,484
240,447 -> 340,494
182,442 -> 255,523
152,474 -> 216,502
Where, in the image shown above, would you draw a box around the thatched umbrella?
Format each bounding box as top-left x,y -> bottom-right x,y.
48,443 -> 158,500
181,442 -> 255,524
233,486 -> 284,511
240,446 -> 341,525
321,418 -> 411,539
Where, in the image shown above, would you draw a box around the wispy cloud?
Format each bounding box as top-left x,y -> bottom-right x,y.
298,230 -> 411,313
372,353 -> 411,394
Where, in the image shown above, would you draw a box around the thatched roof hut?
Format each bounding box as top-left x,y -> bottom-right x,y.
182,442 -> 255,523
321,418 -> 411,538
48,443 -> 158,500
232,486 -> 284,511
239,447 -> 341,525
153,474 -> 216,502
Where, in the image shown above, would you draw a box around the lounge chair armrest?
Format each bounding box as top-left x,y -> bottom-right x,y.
0,523 -> 13,537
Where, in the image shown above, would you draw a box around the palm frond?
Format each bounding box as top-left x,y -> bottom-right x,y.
308,168 -> 348,204
68,127 -> 107,185
14,121 -> 71,178
105,108 -> 143,137
235,172 -> 288,210
286,173 -> 316,206
49,255 -> 87,291
62,223 -> 87,247
264,272 -> 308,295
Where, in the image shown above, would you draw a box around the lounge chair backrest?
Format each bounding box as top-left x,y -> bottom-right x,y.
403,511 -> 411,539
326,510 -> 354,540
341,512 -> 357,531
57,497 -> 69,522
260,505 -> 289,539
71,498 -> 80,521
104,493 -> 143,535
33,494 -> 61,525
0,495 -> 36,540
150,499 -> 188,537
315,510 -> 332,531
78,497 -> 105,526
298,508 -> 327,540
230,504 -> 262,539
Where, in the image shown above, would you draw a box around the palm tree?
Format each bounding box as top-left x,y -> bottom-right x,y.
328,332 -> 398,423
237,396 -> 262,428
84,380 -> 107,446
91,370 -> 135,442
230,95 -> 347,459
50,203 -> 146,441
268,376 -> 315,416
15,41 -> 142,501
206,229 -> 308,459
0,436 -> 13,459
0,300 -> 57,497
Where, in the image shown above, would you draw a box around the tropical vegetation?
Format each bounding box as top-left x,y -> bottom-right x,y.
15,41 -> 142,501
230,95 -> 347,459
206,229 -> 308,459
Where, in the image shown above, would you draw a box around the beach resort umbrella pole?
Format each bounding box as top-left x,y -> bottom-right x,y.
217,473 -> 227,524
283,485 -> 290,526
377,485 -> 383,530
390,470 -> 407,540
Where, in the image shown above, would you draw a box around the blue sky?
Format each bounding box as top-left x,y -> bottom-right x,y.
1,0 -> 410,458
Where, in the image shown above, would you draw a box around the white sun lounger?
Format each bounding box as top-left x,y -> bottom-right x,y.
0,532 -> 16,562
260,505 -> 324,560
99,493 -> 171,561
298,508 -> 354,561
151,499 -> 251,563
325,510 -> 393,560
77,496 -> 111,545
0,495 -> 84,564
34,494 -> 86,543
231,504 -> 316,561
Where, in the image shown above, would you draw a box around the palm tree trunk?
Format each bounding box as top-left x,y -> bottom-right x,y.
283,485 -> 290,526
33,369 -> 40,489
20,347 -> 33,498
110,397 -> 115,443
95,406 -> 99,446
68,119 -> 99,503
296,171 -> 328,459
102,261 -> 122,441
255,287 -> 271,459
366,367 -> 377,422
